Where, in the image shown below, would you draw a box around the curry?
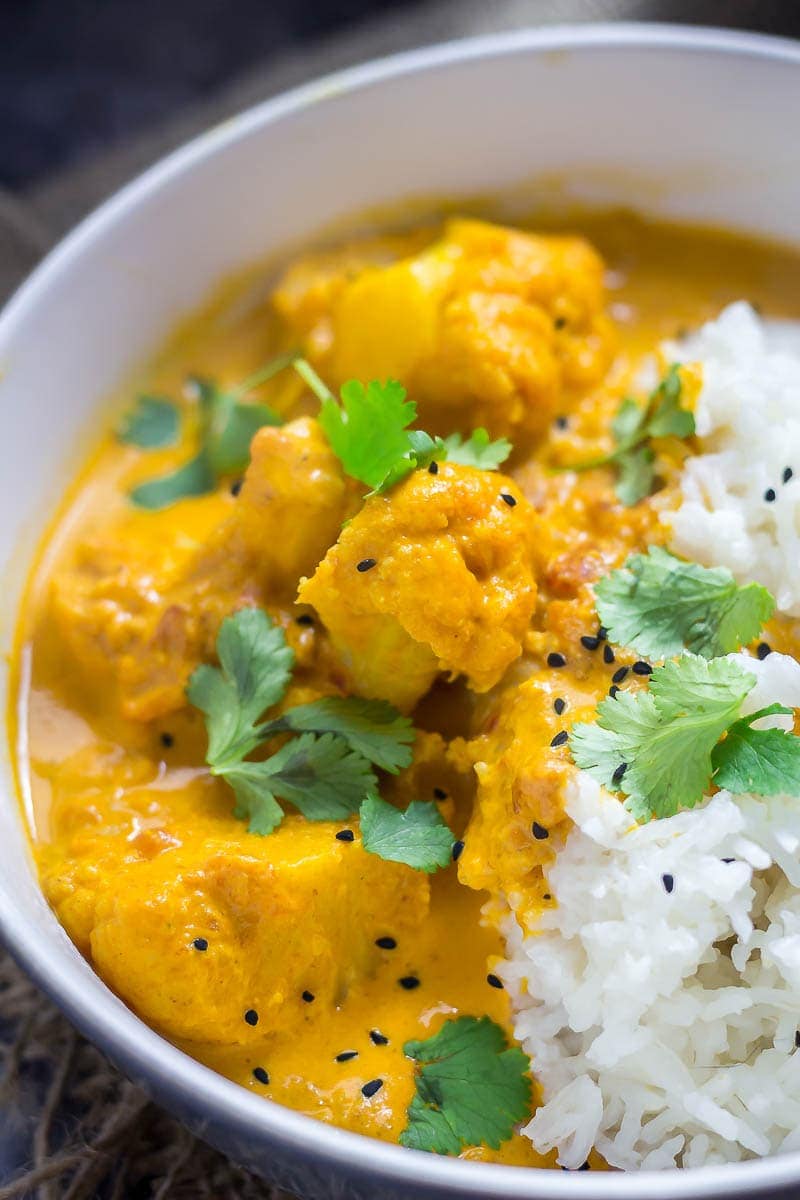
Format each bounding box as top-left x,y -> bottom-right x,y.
12,211 -> 800,1166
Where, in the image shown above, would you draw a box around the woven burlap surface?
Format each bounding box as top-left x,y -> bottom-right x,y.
1,1 -> 796,1196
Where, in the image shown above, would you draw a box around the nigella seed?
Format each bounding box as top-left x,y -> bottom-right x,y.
192,937 -> 208,952
302,990 -> 315,1003
795,1031 -> 800,1049
433,787 -> 448,800
553,697 -> 566,716
547,652 -> 566,668
722,857 -> 736,864
500,493 -> 517,507
611,763 -> 627,786
160,731 -> 174,749
428,461 -> 439,475
554,316 -> 568,330
253,1067 -> 270,1085
244,1009 -> 259,1026
555,415 -> 569,430
230,478 -> 243,497
603,644 -> 615,665
550,730 -> 569,748
581,635 -> 600,651
370,1030 -> 389,1046
398,976 -> 420,990
487,973 -> 504,990
362,1078 -> 383,1099
295,613 -> 315,627
543,893 -> 552,901
597,626 -> 609,641
356,558 -> 377,573
532,822 -> 549,841
451,840 -> 465,862
612,666 -> 629,684
784,467 -> 794,484
375,936 -> 397,950
632,661 -> 653,676
662,874 -> 675,894
335,829 -> 355,842
765,488 -> 777,503
757,642 -> 772,660
335,1050 -> 359,1063
609,685 -> 620,699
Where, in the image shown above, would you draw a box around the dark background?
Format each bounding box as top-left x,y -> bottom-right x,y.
3,0 -> 800,192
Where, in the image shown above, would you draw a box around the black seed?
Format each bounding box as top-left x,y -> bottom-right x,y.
361,1078 -> 383,1098
192,937 -> 208,952
550,730 -> 569,748
335,1050 -> 359,1062
581,635 -> 600,651
632,660 -> 653,676
451,839 -> 465,862
580,1162 -> 591,1171
487,973 -> 504,990
543,893 -> 552,901
765,488 -> 777,503
244,1009 -> 259,1026
795,1030 -> 800,1049
555,415 -> 569,430
302,990 -> 315,1003
357,558 -> 377,573
597,626 -> 609,641
784,467 -> 794,484
336,829 -> 355,842
500,493 -> 517,507
398,976 -> 420,990
603,644 -> 615,665
532,822 -> 549,841
375,936 -> 397,950
757,642 -> 772,660
662,873 -> 675,894
548,652 -> 566,668
433,787 -> 448,800
295,613 -> 315,627
553,697 -> 566,716
554,316 -> 568,330
370,1030 -> 389,1046
253,1067 -> 270,1085
428,461 -> 439,475
612,667 -> 629,684
722,857 -> 736,864
230,478 -> 243,497
609,685 -> 620,699
611,763 -> 627,786
160,731 -> 174,749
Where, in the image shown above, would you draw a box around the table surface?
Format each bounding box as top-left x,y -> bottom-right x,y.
2,1 -> 800,1196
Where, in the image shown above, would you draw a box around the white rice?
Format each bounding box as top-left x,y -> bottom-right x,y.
664,302 -> 800,616
502,654 -> 800,1170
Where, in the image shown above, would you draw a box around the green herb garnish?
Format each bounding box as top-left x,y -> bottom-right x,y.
187,608 -> 414,834
400,1017 -> 532,1155
567,365 -> 694,505
116,396 -> 179,448
359,793 -> 454,872
596,548 -> 775,660
571,654 -> 800,820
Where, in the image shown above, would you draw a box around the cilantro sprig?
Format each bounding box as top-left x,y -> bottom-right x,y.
571,654 -> 800,820
121,359 -> 288,510
360,793 -> 455,873
400,1017 -> 532,1155
187,608 -> 414,834
596,548 -> 775,661
567,365 -> 694,505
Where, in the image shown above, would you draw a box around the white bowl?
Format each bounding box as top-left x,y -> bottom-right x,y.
2,24 -> 800,1200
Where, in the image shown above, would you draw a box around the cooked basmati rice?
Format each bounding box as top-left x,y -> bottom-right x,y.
665,303 -> 800,616
502,654 -> 800,1170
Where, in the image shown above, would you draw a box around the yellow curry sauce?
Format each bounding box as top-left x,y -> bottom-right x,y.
12,212 -> 800,1166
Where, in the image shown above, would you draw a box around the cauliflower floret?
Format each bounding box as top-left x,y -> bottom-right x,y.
275,218 -> 615,444
298,463 -> 538,711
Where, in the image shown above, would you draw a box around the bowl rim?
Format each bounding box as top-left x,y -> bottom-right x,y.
4,21 -> 800,1199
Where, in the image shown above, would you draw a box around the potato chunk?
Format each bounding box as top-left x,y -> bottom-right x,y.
46,418 -> 351,722
298,463 -> 537,710
275,218 -> 614,444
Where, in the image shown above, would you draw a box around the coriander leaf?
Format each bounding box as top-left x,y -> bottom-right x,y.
596,548 -> 776,660
442,428 -> 512,470
571,654 -> 755,820
222,763 -> 285,835
210,398 -> 281,476
249,731 -> 376,821
712,705 -> 800,796
117,396 -> 179,448
615,443 -> 655,506
187,608 -> 294,765
260,696 -> 414,773
400,1017 -> 532,1155
646,365 -> 695,439
359,794 -> 454,872
129,449 -> 215,510
319,379 -> 418,492
611,395 -> 646,445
